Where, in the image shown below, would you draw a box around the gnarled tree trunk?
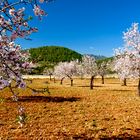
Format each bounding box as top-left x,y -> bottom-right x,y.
122,78 -> 127,86
101,75 -> 104,84
67,75 -> 73,86
60,77 -> 65,85
123,78 -> 126,86
49,74 -> 52,81
90,76 -> 94,90
70,78 -> 73,86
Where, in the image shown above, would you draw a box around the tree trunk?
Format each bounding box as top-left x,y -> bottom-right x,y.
70,79 -> 73,86
101,76 -> 104,84
123,78 -> 127,86
90,76 -> 94,90
121,78 -> 127,86
137,78 -> 140,96
60,77 -> 65,85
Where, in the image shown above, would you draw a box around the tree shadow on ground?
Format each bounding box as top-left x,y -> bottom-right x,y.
108,89 -> 132,92
44,81 -> 50,84
106,83 -> 120,85
8,96 -> 81,103
128,85 -> 138,87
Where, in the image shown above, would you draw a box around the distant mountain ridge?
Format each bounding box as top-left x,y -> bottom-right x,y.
85,54 -> 107,60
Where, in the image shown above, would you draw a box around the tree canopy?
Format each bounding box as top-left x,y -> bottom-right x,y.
29,46 -> 82,64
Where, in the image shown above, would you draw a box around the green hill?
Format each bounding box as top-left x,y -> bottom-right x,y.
28,46 -> 82,74
29,46 -> 82,64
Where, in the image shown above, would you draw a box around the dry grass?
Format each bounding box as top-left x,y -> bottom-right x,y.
0,78 -> 140,139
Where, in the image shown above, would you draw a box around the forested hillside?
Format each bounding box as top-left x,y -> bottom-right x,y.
29,46 -> 82,64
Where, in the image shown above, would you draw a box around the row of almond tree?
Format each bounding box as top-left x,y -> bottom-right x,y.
44,55 -> 112,89
44,23 -> 140,96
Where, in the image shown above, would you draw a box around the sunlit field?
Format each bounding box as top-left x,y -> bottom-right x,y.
0,78 -> 140,139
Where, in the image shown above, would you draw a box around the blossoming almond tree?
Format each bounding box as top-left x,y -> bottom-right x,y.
113,49 -> 132,86
115,23 -> 140,95
82,55 -> 98,89
98,60 -> 111,84
54,64 -> 65,85
0,0 -> 52,127
123,23 -> 140,95
54,61 -> 77,86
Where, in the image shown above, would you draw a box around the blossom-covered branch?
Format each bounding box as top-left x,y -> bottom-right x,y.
0,0 -> 52,126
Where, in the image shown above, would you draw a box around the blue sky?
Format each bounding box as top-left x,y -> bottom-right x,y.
18,0 -> 140,56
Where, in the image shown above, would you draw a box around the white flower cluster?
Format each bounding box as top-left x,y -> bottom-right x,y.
114,23 -> 140,80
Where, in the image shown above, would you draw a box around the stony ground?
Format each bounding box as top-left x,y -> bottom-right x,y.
0,78 -> 140,139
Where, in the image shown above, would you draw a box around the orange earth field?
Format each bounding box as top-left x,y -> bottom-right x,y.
0,78 -> 140,139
